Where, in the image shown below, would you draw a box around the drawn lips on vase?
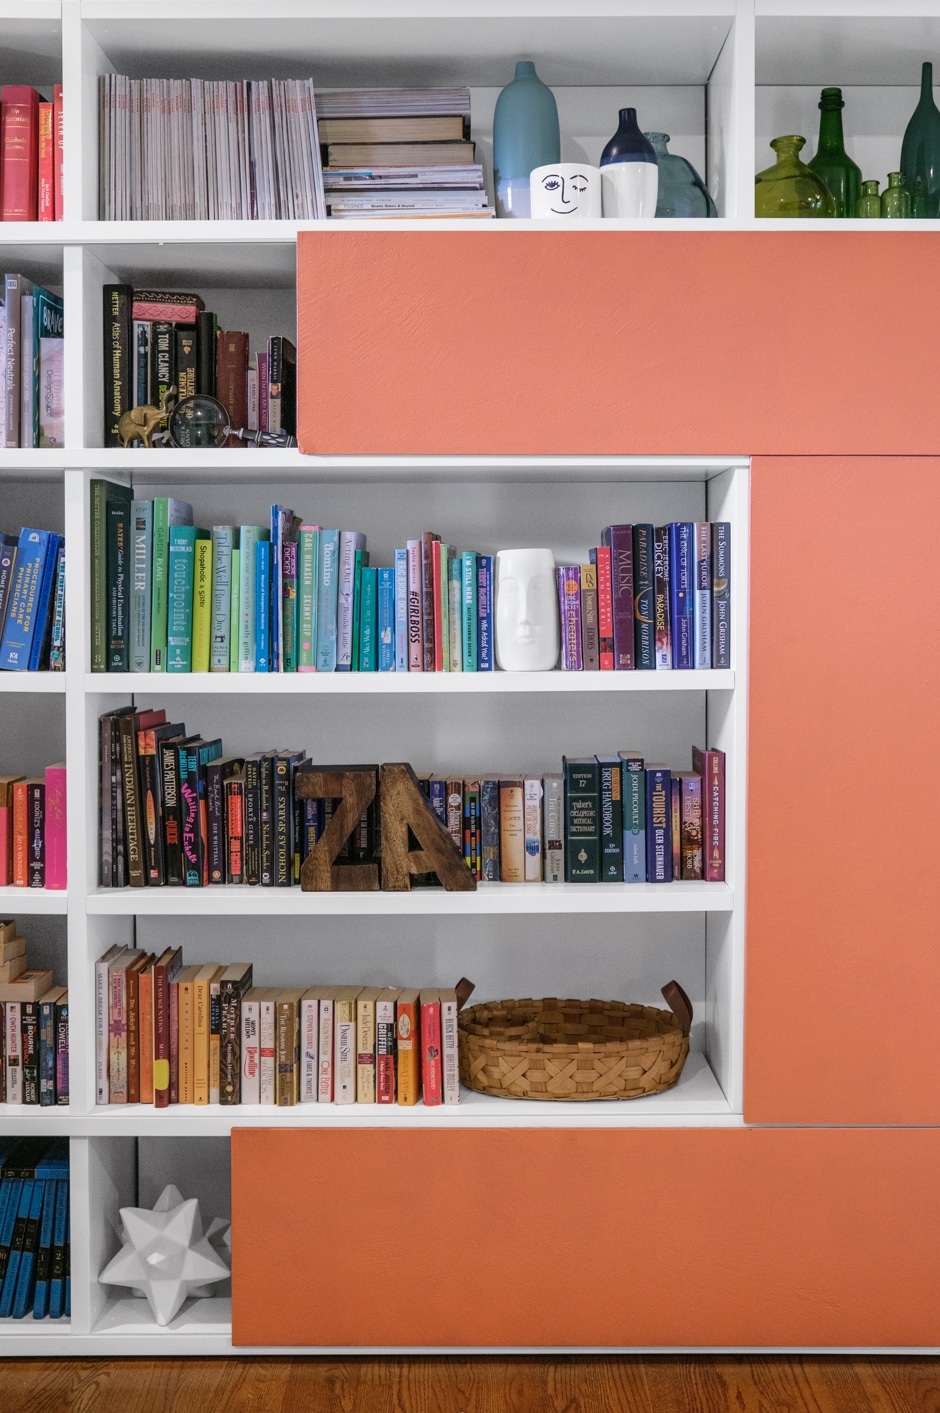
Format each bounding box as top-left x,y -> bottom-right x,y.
539,171 -> 590,213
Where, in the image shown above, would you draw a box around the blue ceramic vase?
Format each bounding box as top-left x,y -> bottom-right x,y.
646,132 -> 717,217
599,108 -> 658,217
493,60 -> 560,218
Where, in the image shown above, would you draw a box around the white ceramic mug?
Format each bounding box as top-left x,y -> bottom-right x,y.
529,163 -> 602,219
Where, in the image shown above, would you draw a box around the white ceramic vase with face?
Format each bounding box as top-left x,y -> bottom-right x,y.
495,548 -> 560,671
529,163 -> 602,219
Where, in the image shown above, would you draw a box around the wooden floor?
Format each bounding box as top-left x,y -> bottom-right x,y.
2,1357 -> 939,1413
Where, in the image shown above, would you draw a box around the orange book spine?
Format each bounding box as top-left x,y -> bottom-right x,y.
396,996 -> 421,1106
12,782 -> 30,887
139,969 -> 154,1103
38,102 -> 53,221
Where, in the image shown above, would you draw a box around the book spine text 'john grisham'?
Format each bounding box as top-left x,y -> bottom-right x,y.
711,521 -> 731,668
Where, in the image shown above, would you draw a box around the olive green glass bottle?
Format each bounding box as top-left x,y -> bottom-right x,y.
808,87 -> 861,218
856,180 -> 881,217
755,135 -> 837,217
881,171 -> 912,218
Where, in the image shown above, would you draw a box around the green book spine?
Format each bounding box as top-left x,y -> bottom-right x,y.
210,526 -> 234,671
237,526 -> 268,672
229,545 -> 240,673
106,498 -> 130,671
166,526 -> 199,672
150,497 -> 193,671
359,565 -> 377,671
191,536 -> 213,672
351,549 -> 365,671
297,527 -> 319,672
90,479 -> 131,672
564,756 -> 600,883
130,499 -> 153,672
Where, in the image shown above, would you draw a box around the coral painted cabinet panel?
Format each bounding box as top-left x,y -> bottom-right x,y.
746,456 -> 940,1125
232,1127 -> 940,1348
297,230 -> 940,457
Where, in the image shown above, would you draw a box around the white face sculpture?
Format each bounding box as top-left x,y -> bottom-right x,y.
529,163 -> 602,219
495,549 -> 560,671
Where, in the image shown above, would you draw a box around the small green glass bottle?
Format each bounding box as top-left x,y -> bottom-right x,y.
755,135 -> 837,218
881,171 -> 912,218
808,87 -> 861,218
912,174 -> 928,218
856,180 -> 881,217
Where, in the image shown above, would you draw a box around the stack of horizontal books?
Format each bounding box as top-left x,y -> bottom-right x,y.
319,88 -> 492,219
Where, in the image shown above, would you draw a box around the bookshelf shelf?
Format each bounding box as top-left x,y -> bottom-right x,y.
84,669 -> 734,694
0,674 -> 67,693
0,886 -> 68,913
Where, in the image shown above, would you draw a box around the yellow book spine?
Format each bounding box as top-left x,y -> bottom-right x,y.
193,976 -> 210,1104
191,537 -> 213,672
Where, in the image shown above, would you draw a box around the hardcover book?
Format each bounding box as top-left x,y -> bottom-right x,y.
597,755 -> 624,882
711,522 -> 731,669
693,522 -> 712,669
542,773 -> 564,883
499,778 -> 525,882
692,746 -> 726,882
668,522 -> 694,670
632,524 -> 655,669
619,752 -> 646,883
653,524 -> 672,670
419,988 -> 442,1106
645,766 -> 673,883
564,757 -> 600,882
593,544 -> 614,670
676,772 -> 704,880
375,986 -> 400,1104
396,989 -> 421,1106
600,524 -> 634,670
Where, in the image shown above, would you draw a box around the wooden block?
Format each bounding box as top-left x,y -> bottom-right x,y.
379,763 -> 476,893
0,919 -> 16,944
0,934 -> 26,963
296,765 -> 380,892
0,953 -> 27,984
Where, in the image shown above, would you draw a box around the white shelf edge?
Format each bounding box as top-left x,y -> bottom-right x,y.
0,887 -> 69,913
83,669 -> 734,694
0,673 -> 68,693
86,880 -> 733,915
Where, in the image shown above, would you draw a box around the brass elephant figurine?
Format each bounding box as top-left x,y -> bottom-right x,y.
118,385 -> 177,448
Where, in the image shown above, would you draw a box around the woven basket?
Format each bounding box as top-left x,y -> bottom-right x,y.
458,981 -> 692,1101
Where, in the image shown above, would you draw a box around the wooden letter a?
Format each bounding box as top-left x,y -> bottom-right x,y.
379,763 -> 476,892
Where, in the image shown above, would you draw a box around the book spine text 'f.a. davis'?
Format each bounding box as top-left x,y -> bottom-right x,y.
557,566 -> 582,670
601,524 -> 634,670
692,747 -> 726,881
564,757 -> 599,883
653,524 -> 672,670
711,521 -> 731,669
693,522 -> 712,669
632,523 -> 655,670
645,766 -> 673,883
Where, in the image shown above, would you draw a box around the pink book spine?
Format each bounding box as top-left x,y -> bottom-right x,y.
0,804 -> 11,886
317,998 -> 333,1101
109,968 -> 128,1103
406,540 -> 423,671
38,103 -> 53,220
44,765 -> 67,890
53,85 -> 63,221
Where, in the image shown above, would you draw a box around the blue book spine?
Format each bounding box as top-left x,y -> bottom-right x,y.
31,1179 -> 57,1319
0,1178 -> 22,1300
428,777 -> 447,825
393,548 -> 408,671
0,528 -> 50,670
336,529 -> 367,670
359,565 -> 377,670
711,521 -> 731,668
461,552 -> 477,672
130,500 -> 153,672
377,566 -> 395,671
47,543 -> 66,671
620,753 -> 646,882
27,532 -> 61,671
668,522 -> 694,669
237,525 -> 268,671
480,777 -> 500,881
476,554 -> 493,671
645,767 -> 673,883
12,1179 -> 44,1318
632,523 -> 655,670
693,522 -> 712,669
166,525 -> 197,672
255,539 -> 271,671
0,1180 -> 34,1317
315,529 -> 340,671
47,1180 -> 68,1319
64,1204 -> 70,1317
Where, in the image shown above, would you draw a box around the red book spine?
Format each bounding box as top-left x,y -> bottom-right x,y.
226,780 -> 244,885
153,960 -> 170,1108
420,995 -> 442,1106
53,86 -> 63,220
0,803 -> 11,885
432,540 -> 443,672
216,330 -> 249,447
595,545 -> 614,670
692,747 -> 726,882
37,103 -> 53,221
1,86 -> 40,220
12,782 -> 29,886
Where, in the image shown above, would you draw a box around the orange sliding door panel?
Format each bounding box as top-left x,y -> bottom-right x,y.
746,456 -> 940,1125
232,1126 -> 940,1349
297,230 -> 940,457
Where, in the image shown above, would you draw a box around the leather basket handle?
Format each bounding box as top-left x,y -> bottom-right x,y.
661,980 -> 693,1037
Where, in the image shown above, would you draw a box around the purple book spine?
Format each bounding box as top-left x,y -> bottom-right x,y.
603,524 -> 634,669
692,747 -> 725,882
556,566 -> 582,670
654,525 -> 672,669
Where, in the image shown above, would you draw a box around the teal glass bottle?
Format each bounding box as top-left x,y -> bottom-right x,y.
881,171 -> 912,218
808,88 -> 861,218
900,61 -> 940,217
492,60 -> 560,219
645,132 -> 717,217
856,180 -> 881,217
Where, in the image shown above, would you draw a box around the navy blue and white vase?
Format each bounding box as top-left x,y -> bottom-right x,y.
600,108 -> 658,218
493,60 -> 560,218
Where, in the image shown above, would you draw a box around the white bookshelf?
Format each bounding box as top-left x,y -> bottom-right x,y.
2,0 -> 929,1357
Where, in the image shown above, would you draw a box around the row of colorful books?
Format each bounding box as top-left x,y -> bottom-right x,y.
0,1139 -> 70,1320
2,275 -> 65,448
99,75 -> 326,221
102,288 -> 296,449
97,948 -> 460,1108
0,768 -> 67,889
0,86 -> 63,222
96,700 -> 725,888
0,529 -> 66,673
0,937 -> 67,1105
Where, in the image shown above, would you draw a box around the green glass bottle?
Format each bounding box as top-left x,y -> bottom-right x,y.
755,135 -> 836,218
856,180 -> 881,217
912,175 -> 928,218
900,61 -> 940,217
808,87 -> 861,218
881,171 -> 912,218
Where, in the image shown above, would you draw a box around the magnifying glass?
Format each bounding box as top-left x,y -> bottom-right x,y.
164,394 -> 298,449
